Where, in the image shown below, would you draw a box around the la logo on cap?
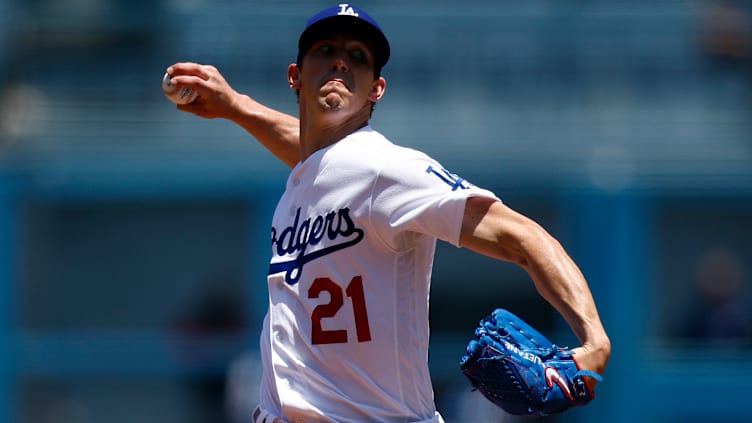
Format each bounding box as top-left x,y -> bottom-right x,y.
337,3 -> 359,17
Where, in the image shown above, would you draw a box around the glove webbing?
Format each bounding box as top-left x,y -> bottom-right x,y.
470,345 -> 536,413
503,319 -> 559,358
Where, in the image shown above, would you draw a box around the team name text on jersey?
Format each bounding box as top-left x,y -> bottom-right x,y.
269,207 -> 364,284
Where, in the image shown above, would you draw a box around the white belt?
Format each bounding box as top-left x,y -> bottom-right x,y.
252,406 -> 445,423
252,406 -> 282,423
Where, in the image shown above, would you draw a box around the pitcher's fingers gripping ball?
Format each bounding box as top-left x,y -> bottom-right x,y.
459,308 -> 603,417
162,71 -> 199,105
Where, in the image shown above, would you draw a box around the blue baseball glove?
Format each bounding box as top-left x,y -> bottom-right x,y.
459,309 -> 602,416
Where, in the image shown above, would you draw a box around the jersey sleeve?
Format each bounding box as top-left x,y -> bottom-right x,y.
368,154 -> 499,250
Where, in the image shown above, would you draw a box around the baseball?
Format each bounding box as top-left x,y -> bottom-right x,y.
162,72 -> 199,105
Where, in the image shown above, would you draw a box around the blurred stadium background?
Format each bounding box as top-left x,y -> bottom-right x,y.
0,0 -> 751,422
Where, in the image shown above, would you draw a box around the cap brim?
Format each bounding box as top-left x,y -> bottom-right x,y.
298,15 -> 390,69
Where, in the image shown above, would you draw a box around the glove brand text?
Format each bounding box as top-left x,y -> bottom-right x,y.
504,341 -> 543,365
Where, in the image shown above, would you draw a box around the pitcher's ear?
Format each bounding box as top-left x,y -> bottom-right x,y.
368,77 -> 386,102
288,63 -> 301,89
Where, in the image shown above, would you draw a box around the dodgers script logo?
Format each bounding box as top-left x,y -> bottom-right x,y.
269,207 -> 364,285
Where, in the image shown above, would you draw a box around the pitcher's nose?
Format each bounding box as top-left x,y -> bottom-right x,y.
331,58 -> 349,73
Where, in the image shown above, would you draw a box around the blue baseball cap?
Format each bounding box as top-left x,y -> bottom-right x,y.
298,4 -> 390,71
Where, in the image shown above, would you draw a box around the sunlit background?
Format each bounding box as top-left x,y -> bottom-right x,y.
0,0 -> 751,422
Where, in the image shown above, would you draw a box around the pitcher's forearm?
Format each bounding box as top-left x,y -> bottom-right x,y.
229,94 -> 301,168
524,232 -> 611,359
166,62 -> 302,167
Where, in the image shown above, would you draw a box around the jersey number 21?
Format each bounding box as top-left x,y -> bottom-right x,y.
309,276 -> 372,345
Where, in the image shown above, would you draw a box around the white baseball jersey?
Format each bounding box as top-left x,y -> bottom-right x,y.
258,126 -> 499,422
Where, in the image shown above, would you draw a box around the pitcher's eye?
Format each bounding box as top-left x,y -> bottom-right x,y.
317,44 -> 334,54
350,49 -> 366,62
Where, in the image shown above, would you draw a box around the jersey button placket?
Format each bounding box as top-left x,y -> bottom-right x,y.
290,176 -> 301,216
